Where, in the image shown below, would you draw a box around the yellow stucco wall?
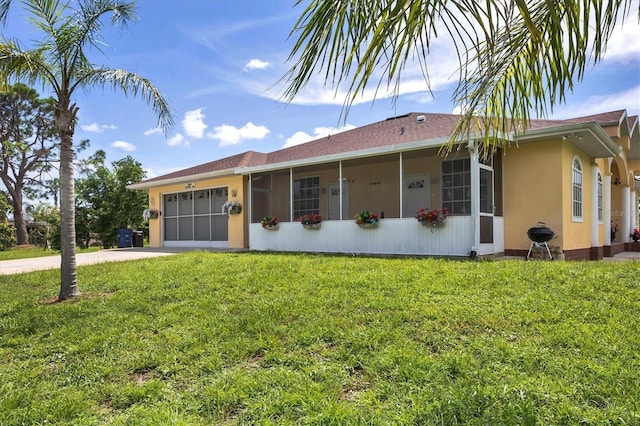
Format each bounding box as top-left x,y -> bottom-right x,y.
145,174 -> 246,248
560,146 -> 594,250
504,138 -> 606,251
503,140 -> 564,249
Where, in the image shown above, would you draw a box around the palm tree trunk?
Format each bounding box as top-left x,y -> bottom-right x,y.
56,103 -> 80,300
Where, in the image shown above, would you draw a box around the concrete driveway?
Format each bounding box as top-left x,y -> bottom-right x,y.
0,248 -> 180,275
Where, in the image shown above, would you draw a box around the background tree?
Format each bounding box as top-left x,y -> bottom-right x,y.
0,190 -> 16,250
284,0 -> 638,150
0,0 -> 173,300
76,151 -> 148,248
26,202 -> 59,250
0,83 -> 57,245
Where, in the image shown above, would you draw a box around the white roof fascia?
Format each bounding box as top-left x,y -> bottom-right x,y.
127,167 -> 236,190
235,136 -> 454,174
515,122 -> 621,156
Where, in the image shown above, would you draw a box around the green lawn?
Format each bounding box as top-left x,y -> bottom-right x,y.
0,252 -> 638,425
0,245 -> 101,261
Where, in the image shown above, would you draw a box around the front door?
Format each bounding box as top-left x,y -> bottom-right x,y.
328,183 -> 349,220
403,174 -> 430,217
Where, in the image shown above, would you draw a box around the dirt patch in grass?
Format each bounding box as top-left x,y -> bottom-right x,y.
38,291 -> 116,305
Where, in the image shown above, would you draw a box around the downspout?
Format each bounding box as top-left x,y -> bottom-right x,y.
468,141 -> 480,257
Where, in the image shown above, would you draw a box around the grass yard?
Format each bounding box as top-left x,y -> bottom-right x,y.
0,252 -> 638,425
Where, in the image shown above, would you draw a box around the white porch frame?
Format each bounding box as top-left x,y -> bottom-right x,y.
247,148 -> 505,257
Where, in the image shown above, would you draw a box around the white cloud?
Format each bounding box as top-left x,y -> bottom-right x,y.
207,122 -> 270,146
111,140 -> 136,152
144,127 -> 163,136
244,58 -> 271,71
552,85 -> 640,119
81,123 -> 118,132
283,124 -> 356,148
167,133 -> 189,147
253,35 -> 458,107
602,21 -> 640,64
182,108 -> 207,139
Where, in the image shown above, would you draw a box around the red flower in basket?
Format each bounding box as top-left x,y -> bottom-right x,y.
415,207 -> 449,231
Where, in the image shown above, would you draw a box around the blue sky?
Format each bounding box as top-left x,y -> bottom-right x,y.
4,1 -> 640,180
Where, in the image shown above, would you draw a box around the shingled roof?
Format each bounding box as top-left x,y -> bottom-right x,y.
132,110 -> 633,188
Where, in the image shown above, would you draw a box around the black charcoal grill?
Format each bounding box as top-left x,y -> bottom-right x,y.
526,222 -> 554,260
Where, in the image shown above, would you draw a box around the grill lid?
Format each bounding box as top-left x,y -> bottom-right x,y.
527,222 -> 555,243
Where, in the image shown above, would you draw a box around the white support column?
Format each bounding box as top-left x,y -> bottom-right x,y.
604,174 -> 611,246
468,141 -> 480,255
399,152 -> 404,218
622,185 -> 631,242
630,189 -> 637,233
339,161 -> 343,221
289,168 -> 294,222
248,174 -> 253,223
590,165 -> 599,247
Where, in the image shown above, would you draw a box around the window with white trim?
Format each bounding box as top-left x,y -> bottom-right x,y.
293,176 -> 320,219
597,172 -> 603,223
572,157 -> 583,221
442,158 -> 471,215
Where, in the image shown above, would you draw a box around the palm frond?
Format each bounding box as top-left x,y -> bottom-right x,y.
283,0 -> 638,149
80,68 -> 174,134
0,39 -> 59,92
0,0 -> 11,23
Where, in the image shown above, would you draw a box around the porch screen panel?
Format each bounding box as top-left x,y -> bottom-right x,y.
195,190 -> 210,215
442,158 -> 471,215
212,215 -> 228,240
211,188 -> 227,214
480,215 -> 493,243
164,193 -> 178,216
194,216 -> 210,241
179,217 -> 194,240
251,190 -> 270,223
480,169 -> 493,214
164,218 -> 178,241
178,192 -> 193,215
163,194 -> 178,240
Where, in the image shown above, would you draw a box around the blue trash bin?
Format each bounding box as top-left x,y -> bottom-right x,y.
117,229 -> 133,248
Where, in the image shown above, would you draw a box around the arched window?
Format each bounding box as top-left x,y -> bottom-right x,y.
572,157 -> 583,221
597,172 -> 603,223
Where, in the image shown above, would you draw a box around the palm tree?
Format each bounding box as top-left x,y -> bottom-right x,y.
283,0 -> 637,151
0,0 -> 173,300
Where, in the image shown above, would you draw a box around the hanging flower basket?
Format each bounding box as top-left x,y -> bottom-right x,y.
261,216 -> 278,230
222,201 -> 242,216
357,222 -> 378,229
298,214 -> 322,230
143,209 -> 161,222
354,210 -> 379,228
302,223 -> 321,230
415,207 -> 449,232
